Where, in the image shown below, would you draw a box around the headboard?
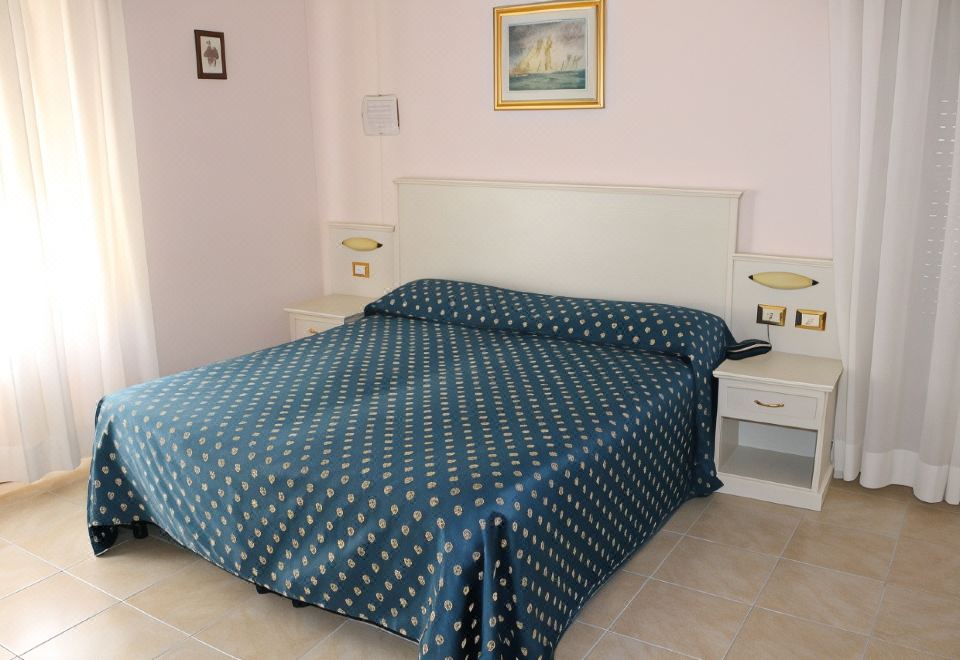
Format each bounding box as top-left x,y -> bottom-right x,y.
396,178 -> 741,322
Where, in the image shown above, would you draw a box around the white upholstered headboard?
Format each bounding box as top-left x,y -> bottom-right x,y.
396,178 -> 741,322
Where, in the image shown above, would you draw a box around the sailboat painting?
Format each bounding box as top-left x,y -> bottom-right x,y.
495,0 -> 604,110
508,20 -> 587,91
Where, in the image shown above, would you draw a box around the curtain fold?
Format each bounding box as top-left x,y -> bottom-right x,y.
0,0 -> 158,483
830,0 -> 960,504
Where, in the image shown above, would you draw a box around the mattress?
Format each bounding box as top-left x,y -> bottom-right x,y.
87,279 -> 732,659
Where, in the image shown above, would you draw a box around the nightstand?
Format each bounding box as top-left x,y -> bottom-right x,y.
713,351 -> 843,510
284,294 -> 375,341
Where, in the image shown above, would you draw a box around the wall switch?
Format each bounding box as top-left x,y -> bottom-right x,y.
756,304 -> 786,326
352,261 -> 370,278
795,309 -> 826,331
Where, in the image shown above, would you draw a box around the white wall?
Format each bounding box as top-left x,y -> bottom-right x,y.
124,0 -> 321,375
307,0 -> 833,260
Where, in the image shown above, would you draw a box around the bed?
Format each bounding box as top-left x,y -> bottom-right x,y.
88,278 -> 732,659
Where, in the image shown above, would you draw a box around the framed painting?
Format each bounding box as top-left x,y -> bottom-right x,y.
194,30 -> 227,79
494,0 -> 604,110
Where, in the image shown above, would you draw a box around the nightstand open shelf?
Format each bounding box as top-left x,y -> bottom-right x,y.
718,418 -> 817,488
713,351 -> 842,510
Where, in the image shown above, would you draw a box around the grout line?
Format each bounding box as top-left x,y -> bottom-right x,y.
294,620 -> 348,660
13,596 -> 117,656
644,576 -> 752,608
596,630 -> 701,660
575,622 -> 607,659
601,576 -> 649,634
66,554 -> 201,603
798,515 -> 903,540
720,510 -> 802,660
179,637 -> 242,660
681,524 -> 898,585
604,524 -> 686,629
880,498 -> 910,582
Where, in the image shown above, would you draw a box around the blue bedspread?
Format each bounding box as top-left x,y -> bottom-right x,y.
88,280 -> 731,659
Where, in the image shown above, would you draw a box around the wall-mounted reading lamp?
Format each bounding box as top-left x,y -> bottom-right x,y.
340,237 -> 383,252
748,271 -> 818,290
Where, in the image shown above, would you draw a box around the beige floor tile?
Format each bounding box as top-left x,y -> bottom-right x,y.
0,573 -> 116,655
68,537 -> 198,599
0,543 -> 59,599
48,478 -> 89,507
301,619 -> 416,660
874,585 -> 960,657
900,504 -> 960,551
611,580 -> 748,660
783,521 -> 896,579
830,479 -> 916,503
195,592 -> 343,659
0,492 -> 94,568
0,491 -> 80,541
30,460 -> 89,492
554,622 -> 604,660
654,536 -> 775,604
727,608 -> 866,659
905,496 -> 960,513
863,638 -> 939,660
587,632 -> 687,659
576,570 -> 645,628
805,489 -> 906,537
158,639 -> 234,659
17,509 -> 95,569
887,536 -> 960,598
757,559 -> 883,634
688,494 -> 802,555
127,559 -> 257,635
23,603 -> 187,660
662,496 -> 710,533
0,482 -> 27,501
622,531 -> 681,576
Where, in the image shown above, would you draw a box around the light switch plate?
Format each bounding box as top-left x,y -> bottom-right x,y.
352,261 -> 370,278
795,308 -> 826,331
756,304 -> 786,326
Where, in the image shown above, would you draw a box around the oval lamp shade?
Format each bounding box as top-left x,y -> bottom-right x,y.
341,237 -> 383,252
748,271 -> 819,289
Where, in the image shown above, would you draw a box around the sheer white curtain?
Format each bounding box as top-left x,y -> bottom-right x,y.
0,0 -> 157,483
830,0 -> 960,504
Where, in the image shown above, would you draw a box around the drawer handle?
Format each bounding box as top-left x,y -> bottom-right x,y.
307,327 -> 320,335
754,399 -> 785,408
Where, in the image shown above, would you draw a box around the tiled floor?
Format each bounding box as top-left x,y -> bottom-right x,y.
0,465 -> 958,659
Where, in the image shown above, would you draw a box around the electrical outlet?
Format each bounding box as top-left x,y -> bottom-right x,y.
351,261 -> 370,278
756,304 -> 786,326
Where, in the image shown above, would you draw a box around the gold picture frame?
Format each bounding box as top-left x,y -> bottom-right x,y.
494,0 -> 605,110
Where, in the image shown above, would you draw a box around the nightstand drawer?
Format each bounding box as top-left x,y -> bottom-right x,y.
291,315 -> 342,340
723,384 -> 820,427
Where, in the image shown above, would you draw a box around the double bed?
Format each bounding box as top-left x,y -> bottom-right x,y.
87,180 -> 742,659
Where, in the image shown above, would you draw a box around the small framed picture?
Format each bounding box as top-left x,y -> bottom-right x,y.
194,30 -> 226,79
795,309 -> 827,331
494,0 -> 605,110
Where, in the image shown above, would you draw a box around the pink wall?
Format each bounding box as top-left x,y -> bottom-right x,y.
307,0 -> 833,259
124,0 -> 322,375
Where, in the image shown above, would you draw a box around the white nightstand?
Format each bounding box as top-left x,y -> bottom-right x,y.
713,351 -> 843,511
284,294 -> 375,341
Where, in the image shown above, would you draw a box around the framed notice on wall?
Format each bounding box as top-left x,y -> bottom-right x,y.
362,95 -> 400,135
194,30 -> 227,79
